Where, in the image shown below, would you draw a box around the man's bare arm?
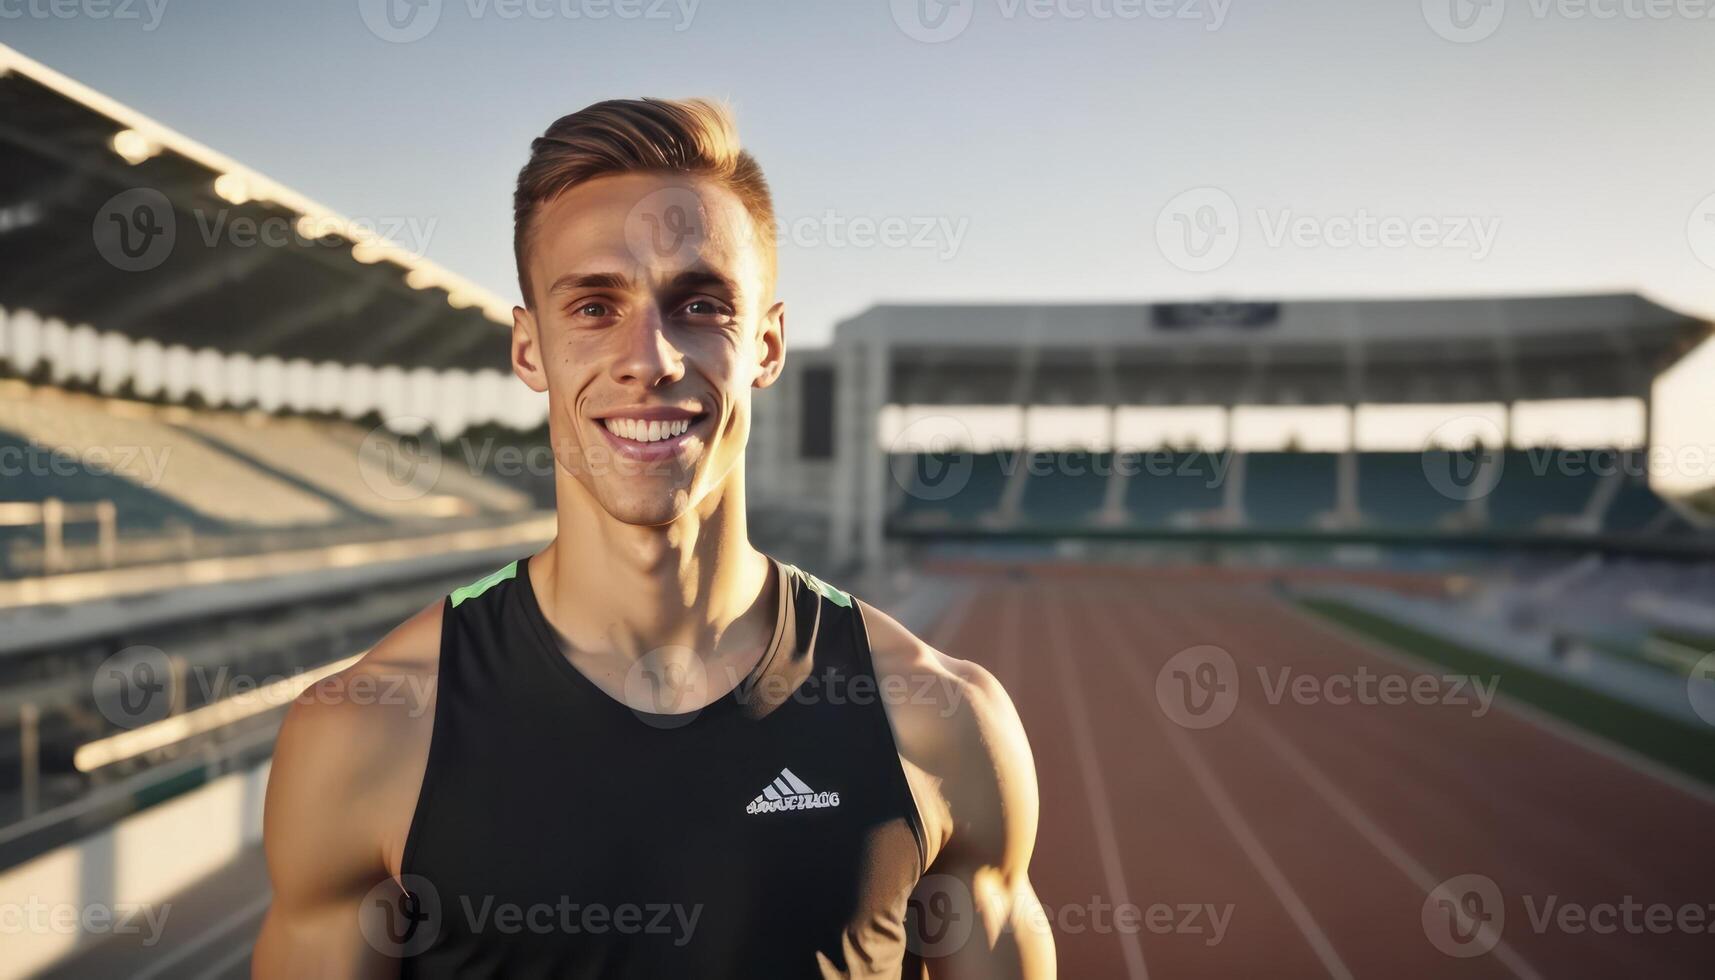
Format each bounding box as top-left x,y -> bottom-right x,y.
860,600 -> 1057,979
252,602 -> 441,979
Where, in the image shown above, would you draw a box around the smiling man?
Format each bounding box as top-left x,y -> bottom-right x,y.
255,98 -> 1053,978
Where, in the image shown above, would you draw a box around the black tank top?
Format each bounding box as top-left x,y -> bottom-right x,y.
398,554 -> 928,978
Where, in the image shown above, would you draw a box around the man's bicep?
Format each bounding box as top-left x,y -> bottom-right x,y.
253,697 -> 398,978
917,662 -> 1056,978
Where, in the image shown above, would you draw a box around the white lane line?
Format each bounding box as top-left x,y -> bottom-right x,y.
1088,595 -> 1354,980
1041,590 -> 1150,980
1247,706 -> 1543,980
133,890 -> 271,980
1279,596 -> 1715,810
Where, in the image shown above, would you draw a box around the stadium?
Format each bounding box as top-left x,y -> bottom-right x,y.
4,36 -> 1715,980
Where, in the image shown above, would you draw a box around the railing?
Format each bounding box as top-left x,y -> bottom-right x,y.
0,498 -> 117,573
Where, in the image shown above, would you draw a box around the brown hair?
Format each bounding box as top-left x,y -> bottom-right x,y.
512,97 -> 776,304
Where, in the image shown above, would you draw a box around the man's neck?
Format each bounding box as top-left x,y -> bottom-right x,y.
528,475 -> 774,665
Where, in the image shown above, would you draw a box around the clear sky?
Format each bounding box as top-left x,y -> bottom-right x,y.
6,0 -> 1715,349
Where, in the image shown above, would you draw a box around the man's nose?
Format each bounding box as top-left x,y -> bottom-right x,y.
608,307 -> 685,388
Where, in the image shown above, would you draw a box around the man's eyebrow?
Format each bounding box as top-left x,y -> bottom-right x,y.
546,272 -> 631,294
664,270 -> 739,295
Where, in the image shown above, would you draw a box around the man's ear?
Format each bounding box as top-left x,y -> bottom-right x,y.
512,304 -> 549,393
753,299 -> 787,389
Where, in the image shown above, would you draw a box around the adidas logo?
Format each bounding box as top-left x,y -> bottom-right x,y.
745,767 -> 841,815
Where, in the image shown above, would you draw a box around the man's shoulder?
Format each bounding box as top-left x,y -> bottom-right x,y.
269,599 -> 443,803
854,596 -> 1036,867
853,597 -> 1021,776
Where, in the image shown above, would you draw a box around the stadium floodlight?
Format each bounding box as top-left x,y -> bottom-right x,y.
109,129 -> 160,165
406,267 -> 438,290
213,172 -> 252,204
447,290 -> 478,309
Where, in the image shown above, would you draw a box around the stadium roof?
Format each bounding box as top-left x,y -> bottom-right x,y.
0,44 -> 512,372
835,294 -> 1710,405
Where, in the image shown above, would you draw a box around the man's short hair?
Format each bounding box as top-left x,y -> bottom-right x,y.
512,97 -> 776,304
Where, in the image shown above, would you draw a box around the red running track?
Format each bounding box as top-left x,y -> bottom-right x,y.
924,563 -> 1715,979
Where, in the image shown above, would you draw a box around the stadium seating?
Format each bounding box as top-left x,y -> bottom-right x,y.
885,446 -> 1693,543
1019,451 -> 1111,526
0,382 -> 539,576
1243,452 -> 1339,529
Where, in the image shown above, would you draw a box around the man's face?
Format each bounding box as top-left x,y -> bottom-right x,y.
513,172 -> 784,527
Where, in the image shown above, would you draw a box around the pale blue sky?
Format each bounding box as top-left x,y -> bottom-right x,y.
7,0 -> 1715,347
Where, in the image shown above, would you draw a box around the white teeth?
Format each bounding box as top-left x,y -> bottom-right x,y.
603,417 -> 695,443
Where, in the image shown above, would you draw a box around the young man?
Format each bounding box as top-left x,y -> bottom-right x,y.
255,98 -> 1054,978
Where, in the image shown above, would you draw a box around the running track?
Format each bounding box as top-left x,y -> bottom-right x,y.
927,561 -> 1715,978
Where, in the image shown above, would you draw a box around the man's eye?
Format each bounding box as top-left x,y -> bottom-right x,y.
574,302 -> 610,318
681,299 -> 729,317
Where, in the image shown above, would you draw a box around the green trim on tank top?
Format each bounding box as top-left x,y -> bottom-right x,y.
778,560 -> 852,608
450,560 -> 519,607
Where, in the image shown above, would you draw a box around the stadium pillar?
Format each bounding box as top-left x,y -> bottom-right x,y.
1337,404 -> 1359,525
829,342 -> 862,569
860,340 -> 890,573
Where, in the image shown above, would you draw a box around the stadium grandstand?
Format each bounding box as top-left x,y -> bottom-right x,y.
748,295 -> 1715,570
0,43 -> 561,977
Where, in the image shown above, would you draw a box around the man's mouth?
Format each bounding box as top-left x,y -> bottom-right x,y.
593,408 -> 711,461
